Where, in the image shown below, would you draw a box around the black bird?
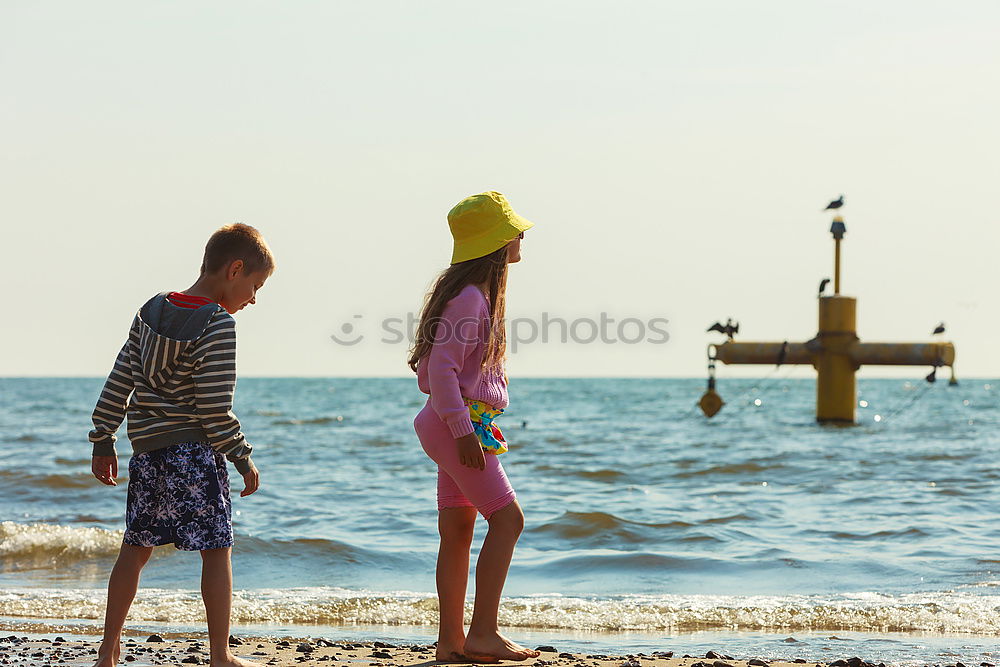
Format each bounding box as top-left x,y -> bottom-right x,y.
707,318 -> 740,340
818,278 -> 831,295
932,322 -> 945,335
823,195 -> 844,211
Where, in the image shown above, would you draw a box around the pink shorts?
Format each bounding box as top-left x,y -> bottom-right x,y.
413,401 -> 517,519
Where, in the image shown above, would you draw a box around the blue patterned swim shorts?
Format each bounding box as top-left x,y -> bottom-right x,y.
124,441 -> 233,551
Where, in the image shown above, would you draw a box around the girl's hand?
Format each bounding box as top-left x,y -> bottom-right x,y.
456,434 -> 486,471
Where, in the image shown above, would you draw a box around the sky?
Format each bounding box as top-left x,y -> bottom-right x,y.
2,1 -> 998,378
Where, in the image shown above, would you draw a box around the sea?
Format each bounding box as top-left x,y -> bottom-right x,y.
1,377 -> 999,665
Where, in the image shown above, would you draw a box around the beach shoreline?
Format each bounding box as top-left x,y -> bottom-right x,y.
3,618 -> 1000,666
0,634 -> 894,667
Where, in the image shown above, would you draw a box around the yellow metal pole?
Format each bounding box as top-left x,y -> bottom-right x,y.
816,296 -> 857,423
702,209 -> 959,421
834,239 -> 841,295
818,216 -> 855,423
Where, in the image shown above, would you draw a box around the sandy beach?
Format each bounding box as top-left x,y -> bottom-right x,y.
0,634 -> 902,667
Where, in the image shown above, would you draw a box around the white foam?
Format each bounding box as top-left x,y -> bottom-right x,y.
0,522 -> 123,560
2,587 -> 1000,635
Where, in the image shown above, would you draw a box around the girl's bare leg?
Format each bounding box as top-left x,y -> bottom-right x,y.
435,507 -> 478,661
464,501 -> 540,661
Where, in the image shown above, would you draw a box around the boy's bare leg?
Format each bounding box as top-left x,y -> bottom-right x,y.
94,543 -> 153,667
435,507 -> 478,662
464,501 -> 540,662
200,547 -> 257,667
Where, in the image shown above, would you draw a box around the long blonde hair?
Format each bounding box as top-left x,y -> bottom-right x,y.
408,246 -> 509,373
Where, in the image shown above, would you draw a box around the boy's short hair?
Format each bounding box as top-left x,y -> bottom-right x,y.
200,223 -> 275,276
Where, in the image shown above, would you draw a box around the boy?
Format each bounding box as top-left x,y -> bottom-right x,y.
89,223 -> 274,667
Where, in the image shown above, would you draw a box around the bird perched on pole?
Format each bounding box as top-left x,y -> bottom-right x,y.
932,322 -> 945,335
823,195 -> 844,211
707,318 -> 740,340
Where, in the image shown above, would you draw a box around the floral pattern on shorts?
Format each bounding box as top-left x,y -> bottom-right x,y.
124,441 -> 233,551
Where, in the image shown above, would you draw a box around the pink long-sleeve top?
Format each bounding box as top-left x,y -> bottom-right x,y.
416,284 -> 509,438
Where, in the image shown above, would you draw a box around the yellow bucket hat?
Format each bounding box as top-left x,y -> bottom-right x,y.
448,191 -> 535,264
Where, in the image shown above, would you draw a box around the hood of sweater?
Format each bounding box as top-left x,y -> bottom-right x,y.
136,293 -> 225,390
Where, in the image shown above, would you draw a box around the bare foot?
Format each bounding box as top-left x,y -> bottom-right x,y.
436,649 -> 472,663
93,640 -> 120,667
210,654 -> 259,667
464,632 -> 540,662
436,638 -> 499,663
436,647 -> 467,662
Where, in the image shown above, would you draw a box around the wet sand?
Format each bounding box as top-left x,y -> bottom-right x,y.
0,634 -> 895,667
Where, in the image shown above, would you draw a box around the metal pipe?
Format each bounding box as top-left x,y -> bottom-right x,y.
851,342 -> 955,367
712,341 -> 814,365
834,239 -> 841,295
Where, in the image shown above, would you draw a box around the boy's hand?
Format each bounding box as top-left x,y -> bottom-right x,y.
240,463 -> 260,497
456,434 -> 486,471
92,456 -> 118,486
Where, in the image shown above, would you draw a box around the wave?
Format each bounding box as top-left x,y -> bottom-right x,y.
674,462 -> 787,478
0,470 -> 96,490
236,534 -> 409,568
0,522 -> 397,566
53,457 -> 92,466
530,511 -> 693,543
0,522 -> 124,563
807,527 -> 929,541
576,469 -> 626,480
701,513 -> 757,525
272,416 -> 345,426
2,587 -> 1000,634
363,438 -> 401,448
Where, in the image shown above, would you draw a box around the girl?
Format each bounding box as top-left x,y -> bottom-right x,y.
409,192 -> 540,663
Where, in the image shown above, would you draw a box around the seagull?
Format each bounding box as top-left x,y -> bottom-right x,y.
823,195 -> 844,211
707,318 -> 740,340
818,278 -> 831,295
932,322 -> 945,335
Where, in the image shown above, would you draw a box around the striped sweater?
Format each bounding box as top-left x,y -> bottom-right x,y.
89,293 -> 254,474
